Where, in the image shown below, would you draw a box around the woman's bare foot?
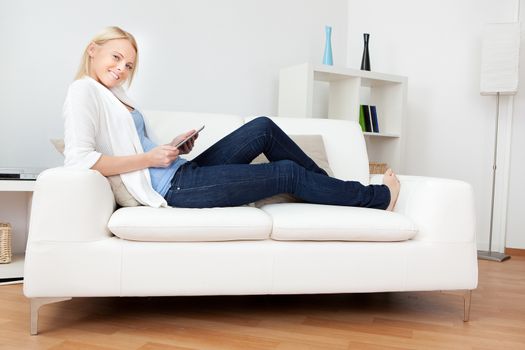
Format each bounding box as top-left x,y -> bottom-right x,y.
383,168 -> 400,211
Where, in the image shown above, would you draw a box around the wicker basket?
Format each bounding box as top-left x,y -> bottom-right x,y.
0,223 -> 12,264
369,162 -> 388,175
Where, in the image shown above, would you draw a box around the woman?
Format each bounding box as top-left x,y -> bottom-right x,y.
64,26 -> 400,210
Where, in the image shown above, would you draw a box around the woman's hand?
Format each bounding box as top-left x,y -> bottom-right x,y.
170,130 -> 199,155
147,144 -> 180,168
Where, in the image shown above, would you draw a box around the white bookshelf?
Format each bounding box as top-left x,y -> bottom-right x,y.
0,254 -> 25,285
0,180 -> 36,284
278,63 -> 407,171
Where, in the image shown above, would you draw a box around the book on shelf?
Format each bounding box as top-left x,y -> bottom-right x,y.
370,105 -> 380,133
361,104 -> 372,132
359,105 -> 366,131
359,105 -> 380,133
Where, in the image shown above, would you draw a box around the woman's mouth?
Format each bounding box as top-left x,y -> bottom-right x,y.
109,71 -> 120,80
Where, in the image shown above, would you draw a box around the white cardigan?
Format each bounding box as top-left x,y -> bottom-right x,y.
63,77 -> 168,208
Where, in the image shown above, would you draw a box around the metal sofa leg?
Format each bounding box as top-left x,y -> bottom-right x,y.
463,290 -> 472,322
439,289 -> 473,322
30,297 -> 72,335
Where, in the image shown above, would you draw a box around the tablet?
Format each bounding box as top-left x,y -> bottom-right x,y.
174,125 -> 205,148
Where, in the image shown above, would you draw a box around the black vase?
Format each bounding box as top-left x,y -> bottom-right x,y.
360,33 -> 371,71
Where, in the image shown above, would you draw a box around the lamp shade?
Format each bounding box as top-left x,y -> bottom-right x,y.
480,22 -> 520,95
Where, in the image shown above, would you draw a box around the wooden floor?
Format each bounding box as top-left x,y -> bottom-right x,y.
1,257 -> 524,350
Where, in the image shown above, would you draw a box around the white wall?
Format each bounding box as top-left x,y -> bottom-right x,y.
2,0 -> 524,252
0,0 -> 347,169
506,1 -> 525,249
347,0 -> 524,250
0,0 -> 347,254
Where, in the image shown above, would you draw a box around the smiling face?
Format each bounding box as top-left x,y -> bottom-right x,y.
87,39 -> 136,89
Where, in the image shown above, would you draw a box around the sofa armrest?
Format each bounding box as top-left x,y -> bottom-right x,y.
28,167 -> 116,243
370,174 -> 476,243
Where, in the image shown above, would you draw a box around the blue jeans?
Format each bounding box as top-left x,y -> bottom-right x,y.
164,117 -> 390,209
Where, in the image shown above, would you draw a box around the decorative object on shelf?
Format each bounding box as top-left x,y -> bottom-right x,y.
360,33 -> 371,71
323,25 -> 333,65
369,162 -> 388,174
0,222 -> 12,264
478,22 -> 520,262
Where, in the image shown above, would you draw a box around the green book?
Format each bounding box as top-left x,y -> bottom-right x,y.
359,105 -> 366,132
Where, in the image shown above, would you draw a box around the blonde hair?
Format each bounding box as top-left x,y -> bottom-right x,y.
75,26 -> 139,86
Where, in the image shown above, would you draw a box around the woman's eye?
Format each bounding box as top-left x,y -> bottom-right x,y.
113,55 -> 120,61
126,64 -> 133,70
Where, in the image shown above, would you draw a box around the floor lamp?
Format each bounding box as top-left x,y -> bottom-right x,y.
478,22 -> 520,262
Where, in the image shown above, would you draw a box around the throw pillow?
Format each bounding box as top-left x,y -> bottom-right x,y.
106,175 -> 141,207
50,138 -> 65,154
250,134 -> 334,207
50,139 -> 141,207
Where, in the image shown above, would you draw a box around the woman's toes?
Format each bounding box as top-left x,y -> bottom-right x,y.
383,170 -> 400,211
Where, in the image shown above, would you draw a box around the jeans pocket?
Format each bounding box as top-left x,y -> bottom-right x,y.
166,163 -> 189,198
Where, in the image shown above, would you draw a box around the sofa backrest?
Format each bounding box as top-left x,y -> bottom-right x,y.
143,111 -> 370,185
143,110 -> 244,160
245,117 -> 369,184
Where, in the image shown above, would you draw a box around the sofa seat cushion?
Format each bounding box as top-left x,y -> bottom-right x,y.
261,203 -> 418,241
108,206 -> 272,242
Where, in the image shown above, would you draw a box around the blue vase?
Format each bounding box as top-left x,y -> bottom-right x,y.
323,26 -> 333,65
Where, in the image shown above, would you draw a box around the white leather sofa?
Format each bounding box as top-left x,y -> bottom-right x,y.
23,112 -> 478,335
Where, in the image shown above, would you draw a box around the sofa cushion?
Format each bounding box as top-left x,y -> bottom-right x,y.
108,206 -> 273,242
261,203 -> 418,241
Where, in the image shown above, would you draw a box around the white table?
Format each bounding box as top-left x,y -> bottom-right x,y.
0,180 -> 36,285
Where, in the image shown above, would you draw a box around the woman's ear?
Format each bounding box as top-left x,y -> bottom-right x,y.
87,42 -> 97,58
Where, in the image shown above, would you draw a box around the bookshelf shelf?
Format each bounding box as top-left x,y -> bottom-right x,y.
0,254 -> 24,285
363,132 -> 400,138
278,63 -> 407,171
0,180 -> 36,284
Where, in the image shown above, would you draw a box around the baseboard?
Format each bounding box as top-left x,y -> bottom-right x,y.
505,248 -> 525,257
